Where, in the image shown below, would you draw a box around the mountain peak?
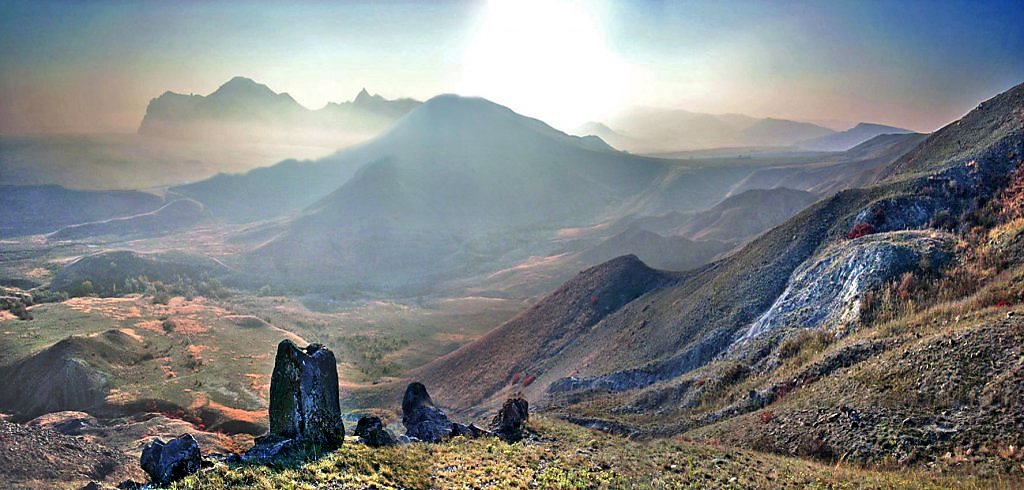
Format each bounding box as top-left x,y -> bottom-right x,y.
210,76 -> 276,99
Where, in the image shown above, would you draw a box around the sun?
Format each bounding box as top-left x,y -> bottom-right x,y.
459,0 -> 634,130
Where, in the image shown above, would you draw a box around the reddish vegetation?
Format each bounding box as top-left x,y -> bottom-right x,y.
521,375 -> 536,387
510,372 -> 522,385
145,401 -> 207,431
994,163 -> 1024,220
846,222 -> 875,240
589,296 -> 600,305
694,378 -> 706,387
757,411 -> 776,424
994,299 -> 1013,308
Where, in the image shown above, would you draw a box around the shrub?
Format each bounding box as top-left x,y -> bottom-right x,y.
757,411 -> 776,424
778,329 -> 833,362
522,375 -> 537,387
510,372 -> 522,385
846,222 -> 874,240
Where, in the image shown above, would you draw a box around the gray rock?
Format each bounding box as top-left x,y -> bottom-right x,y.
491,396 -> 529,442
268,340 -> 344,448
354,416 -> 394,447
242,434 -> 309,463
140,433 -> 202,485
402,382 -> 453,442
452,422 -> 491,439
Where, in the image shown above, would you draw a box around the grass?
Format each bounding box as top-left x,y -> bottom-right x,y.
172,417 -> 1005,489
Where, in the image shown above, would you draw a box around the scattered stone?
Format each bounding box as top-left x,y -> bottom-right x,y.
242,434 -> 309,463
139,434 -> 202,486
491,396 -> 530,442
268,340 -> 344,448
451,422 -> 491,439
80,482 -> 103,490
354,416 -> 394,447
402,382 -> 454,442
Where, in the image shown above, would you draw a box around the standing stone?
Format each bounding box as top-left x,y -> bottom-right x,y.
491,396 -> 529,442
140,434 -> 202,485
268,340 -> 344,448
401,382 -> 453,442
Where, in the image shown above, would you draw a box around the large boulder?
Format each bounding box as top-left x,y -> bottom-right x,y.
268,340 -> 344,448
140,434 -> 201,485
401,382 -> 453,442
491,396 -> 529,442
353,416 -> 394,447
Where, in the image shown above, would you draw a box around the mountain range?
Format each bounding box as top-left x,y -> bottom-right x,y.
577,110 -> 913,154
138,77 -> 420,145
168,91 -> 926,293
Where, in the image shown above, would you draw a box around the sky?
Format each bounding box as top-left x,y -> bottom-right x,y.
1,0 -> 1022,134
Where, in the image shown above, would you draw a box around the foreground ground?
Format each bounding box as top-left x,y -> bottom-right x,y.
173,418 -> 1017,490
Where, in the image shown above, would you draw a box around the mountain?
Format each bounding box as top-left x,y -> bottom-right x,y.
737,118 -> 835,147
138,77 -> 420,145
571,122 -> 640,152
601,109 -> 835,153
244,95 -> 671,288
798,122 -> 915,151
579,230 -> 731,272
412,79 -> 1024,471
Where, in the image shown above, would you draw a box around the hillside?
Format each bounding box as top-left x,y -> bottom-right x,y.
0,185 -> 163,237
408,80 -> 1024,475
728,132 -> 929,197
674,188 -> 819,241
48,198 -> 206,241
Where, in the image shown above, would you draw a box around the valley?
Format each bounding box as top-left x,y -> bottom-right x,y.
1,33 -> 1022,487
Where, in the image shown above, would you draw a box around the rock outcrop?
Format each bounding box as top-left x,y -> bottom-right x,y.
491,396 -> 529,442
353,416 -> 394,447
267,340 -> 344,447
734,230 -> 952,347
401,382 -> 454,442
140,434 -> 202,486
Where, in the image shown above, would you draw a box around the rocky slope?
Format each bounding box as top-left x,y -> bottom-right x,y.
0,419 -> 145,489
411,81 -> 1024,474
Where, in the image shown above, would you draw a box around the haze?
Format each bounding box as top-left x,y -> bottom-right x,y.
2,0 -> 1022,134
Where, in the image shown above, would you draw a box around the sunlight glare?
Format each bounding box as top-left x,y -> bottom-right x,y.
459,0 -> 634,130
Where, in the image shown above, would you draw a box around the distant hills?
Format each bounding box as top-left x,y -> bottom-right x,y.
797,122 -> 914,151
576,109 -> 913,154
575,108 -> 833,153
138,77 -> 420,145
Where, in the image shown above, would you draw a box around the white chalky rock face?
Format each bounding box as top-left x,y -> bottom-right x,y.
737,230 -> 952,343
